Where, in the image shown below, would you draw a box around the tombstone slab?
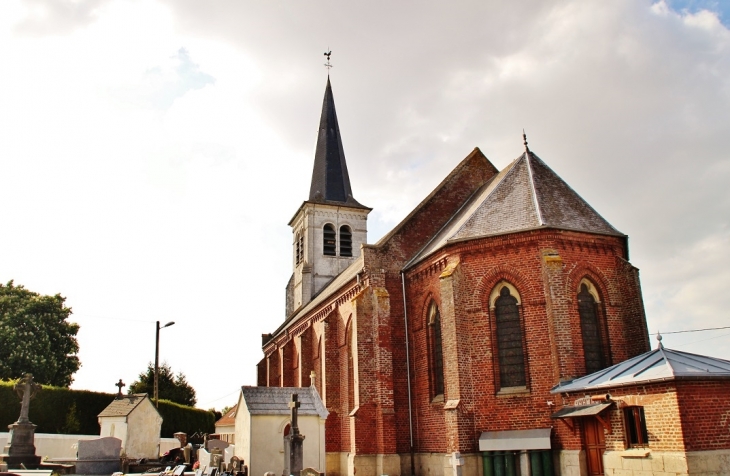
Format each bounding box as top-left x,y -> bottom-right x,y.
75,437 -> 122,475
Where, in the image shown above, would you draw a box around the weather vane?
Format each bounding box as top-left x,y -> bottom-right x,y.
324,50 -> 332,71
523,129 -> 530,153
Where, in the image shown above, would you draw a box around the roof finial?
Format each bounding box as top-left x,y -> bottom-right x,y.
324,50 -> 332,73
523,129 -> 530,153
656,332 -> 663,349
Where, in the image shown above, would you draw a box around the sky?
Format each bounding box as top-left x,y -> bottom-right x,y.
0,0 -> 728,411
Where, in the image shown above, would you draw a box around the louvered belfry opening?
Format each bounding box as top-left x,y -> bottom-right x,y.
495,286 -> 526,388
339,225 -> 352,257
323,224 -> 336,256
295,233 -> 304,265
578,283 -> 605,375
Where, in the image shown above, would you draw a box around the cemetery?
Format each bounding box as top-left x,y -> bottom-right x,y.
0,374 -> 326,476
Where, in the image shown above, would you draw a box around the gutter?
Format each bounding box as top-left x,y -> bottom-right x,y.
401,271 -> 415,476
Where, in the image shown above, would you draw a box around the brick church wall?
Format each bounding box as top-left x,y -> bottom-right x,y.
402,227 -> 649,454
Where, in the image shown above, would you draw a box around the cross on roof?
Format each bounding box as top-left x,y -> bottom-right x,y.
115,379 -> 125,399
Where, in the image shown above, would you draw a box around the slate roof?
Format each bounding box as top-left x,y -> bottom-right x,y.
98,394 -> 150,418
408,150 -> 622,267
308,77 -> 367,209
240,386 -> 329,419
551,344 -> 730,394
270,254 -> 363,338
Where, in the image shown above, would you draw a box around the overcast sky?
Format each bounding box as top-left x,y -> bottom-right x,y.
1,0 -> 728,411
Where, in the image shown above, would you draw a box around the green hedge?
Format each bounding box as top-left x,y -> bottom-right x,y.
0,381 -> 214,437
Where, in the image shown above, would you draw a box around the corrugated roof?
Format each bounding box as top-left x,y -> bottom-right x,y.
98,394 -> 149,417
551,345 -> 730,394
240,386 -> 328,419
409,150 -> 622,267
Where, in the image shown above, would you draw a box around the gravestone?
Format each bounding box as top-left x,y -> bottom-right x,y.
75,437 -> 122,475
197,447 -> 211,472
224,444 -> 235,467
0,374 -> 43,469
283,394 -> 305,476
301,467 -> 323,476
206,439 -> 230,453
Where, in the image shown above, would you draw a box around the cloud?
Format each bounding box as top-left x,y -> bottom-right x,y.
1,0 -> 729,407
12,0 -> 111,36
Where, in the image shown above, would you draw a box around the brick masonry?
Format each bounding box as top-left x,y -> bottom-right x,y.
257,146 -> 729,476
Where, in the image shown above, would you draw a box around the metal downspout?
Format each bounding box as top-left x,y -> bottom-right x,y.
401,271 -> 415,476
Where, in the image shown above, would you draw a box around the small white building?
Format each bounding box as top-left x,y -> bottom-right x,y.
234,386 -> 328,476
98,394 -> 162,459
214,404 -> 237,444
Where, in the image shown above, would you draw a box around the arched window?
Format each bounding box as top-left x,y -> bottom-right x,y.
494,286 -> 526,388
578,281 -> 606,374
340,225 -> 352,257
346,321 -> 355,411
428,302 -> 444,396
323,224 -> 336,256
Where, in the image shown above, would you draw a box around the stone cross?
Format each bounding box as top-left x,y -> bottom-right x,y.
448,452 -> 465,476
14,374 -> 42,424
288,393 -> 301,435
115,379 -> 125,399
309,371 -> 316,388
285,393 -> 305,476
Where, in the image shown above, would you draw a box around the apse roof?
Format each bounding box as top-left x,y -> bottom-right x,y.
308,77 -> 367,209
408,150 -> 623,267
551,343 -> 730,394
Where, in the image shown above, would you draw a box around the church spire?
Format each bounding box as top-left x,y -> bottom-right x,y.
308,77 -> 363,207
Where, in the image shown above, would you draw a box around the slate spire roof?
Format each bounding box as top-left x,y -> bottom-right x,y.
409,149 -> 623,266
308,77 -> 366,208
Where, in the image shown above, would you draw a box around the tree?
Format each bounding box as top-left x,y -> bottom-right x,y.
0,281 -> 80,387
129,362 -> 197,407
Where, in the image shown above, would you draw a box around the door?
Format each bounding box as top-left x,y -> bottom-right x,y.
583,418 -> 606,476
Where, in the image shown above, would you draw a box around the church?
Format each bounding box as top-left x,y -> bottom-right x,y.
256,78 -> 730,476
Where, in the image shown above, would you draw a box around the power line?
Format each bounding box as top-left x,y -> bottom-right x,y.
658,325 -> 730,335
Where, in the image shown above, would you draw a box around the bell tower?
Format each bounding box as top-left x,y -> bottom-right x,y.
285,77 -> 371,317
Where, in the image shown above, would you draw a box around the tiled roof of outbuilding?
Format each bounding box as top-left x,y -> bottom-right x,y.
551,344 -> 730,394
98,394 -> 149,417
215,404 -> 238,426
240,386 -> 328,419
408,150 -> 622,267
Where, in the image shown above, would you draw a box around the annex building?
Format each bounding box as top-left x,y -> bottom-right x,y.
256,77 -> 730,476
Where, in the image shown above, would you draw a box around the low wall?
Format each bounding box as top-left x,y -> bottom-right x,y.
0,433 -> 180,460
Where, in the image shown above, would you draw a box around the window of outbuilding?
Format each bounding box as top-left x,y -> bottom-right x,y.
340,225 -> 352,257
428,302 -> 444,397
624,406 -> 649,447
323,224 -> 336,256
494,286 -> 526,389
